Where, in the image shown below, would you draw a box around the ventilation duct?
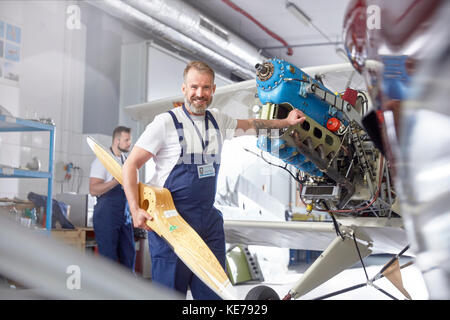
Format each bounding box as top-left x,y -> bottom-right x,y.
87,0 -> 264,80
123,0 -> 266,71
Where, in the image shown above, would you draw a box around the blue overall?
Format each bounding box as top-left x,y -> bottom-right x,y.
147,105 -> 226,300
93,154 -> 135,271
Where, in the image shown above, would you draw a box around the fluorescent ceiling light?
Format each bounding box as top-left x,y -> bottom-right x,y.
286,1 -> 311,26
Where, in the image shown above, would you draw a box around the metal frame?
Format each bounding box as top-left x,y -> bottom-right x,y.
0,115 -> 55,231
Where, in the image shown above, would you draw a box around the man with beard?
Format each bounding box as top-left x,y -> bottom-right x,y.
89,126 -> 135,271
122,61 -> 305,299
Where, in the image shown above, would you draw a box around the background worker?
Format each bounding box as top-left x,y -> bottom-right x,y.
89,126 -> 135,271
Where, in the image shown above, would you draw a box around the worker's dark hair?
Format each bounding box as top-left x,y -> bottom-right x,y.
112,126 -> 131,141
183,61 -> 215,82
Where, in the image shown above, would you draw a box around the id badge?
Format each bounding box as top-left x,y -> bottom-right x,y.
197,163 -> 215,179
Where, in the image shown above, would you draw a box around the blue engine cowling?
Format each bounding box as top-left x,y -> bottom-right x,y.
255,58 -> 347,177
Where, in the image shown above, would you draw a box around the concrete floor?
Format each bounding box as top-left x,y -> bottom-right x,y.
187,246 -> 429,300
238,246 -> 428,300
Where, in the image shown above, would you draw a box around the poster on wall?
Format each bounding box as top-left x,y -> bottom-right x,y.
5,42 -> 20,62
0,19 -> 21,85
6,23 -> 21,44
4,61 -> 18,82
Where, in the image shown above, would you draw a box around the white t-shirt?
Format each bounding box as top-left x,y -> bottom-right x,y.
135,107 -> 237,187
90,151 -> 126,183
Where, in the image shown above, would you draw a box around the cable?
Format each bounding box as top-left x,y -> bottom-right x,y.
314,245 -> 412,300
76,167 -> 83,194
374,245 -> 410,280
245,141 -> 385,216
318,156 -> 384,214
353,233 -> 369,281
243,148 -> 302,184
320,200 -> 344,240
221,0 -> 293,55
314,283 -> 366,300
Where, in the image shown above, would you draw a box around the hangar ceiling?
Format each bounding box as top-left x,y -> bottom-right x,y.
90,0 -> 354,81
184,0 -> 352,68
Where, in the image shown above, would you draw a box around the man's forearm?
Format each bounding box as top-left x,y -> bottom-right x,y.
251,118 -> 289,134
236,109 -> 305,136
89,179 -> 118,197
122,154 -> 154,230
122,163 -> 140,213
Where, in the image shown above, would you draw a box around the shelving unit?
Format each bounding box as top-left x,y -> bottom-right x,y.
0,114 -> 55,231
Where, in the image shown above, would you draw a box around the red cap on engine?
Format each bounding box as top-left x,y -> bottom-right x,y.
327,118 -> 341,132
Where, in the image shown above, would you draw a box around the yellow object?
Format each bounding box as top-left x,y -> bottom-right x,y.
292,213 -> 313,221
86,136 -> 235,300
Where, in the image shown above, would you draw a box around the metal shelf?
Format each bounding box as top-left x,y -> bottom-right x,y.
0,167 -> 52,179
0,115 -> 54,132
0,114 -> 55,231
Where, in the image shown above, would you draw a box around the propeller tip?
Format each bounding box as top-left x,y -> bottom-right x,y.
86,136 -> 95,150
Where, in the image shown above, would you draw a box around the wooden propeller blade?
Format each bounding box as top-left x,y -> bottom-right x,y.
86,137 -> 123,185
86,136 -> 236,299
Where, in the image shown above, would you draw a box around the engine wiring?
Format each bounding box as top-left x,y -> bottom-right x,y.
314,156 -> 384,214
243,147 -> 304,185
245,143 -> 389,217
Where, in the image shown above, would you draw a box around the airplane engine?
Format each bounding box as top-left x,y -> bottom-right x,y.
255,58 -> 396,216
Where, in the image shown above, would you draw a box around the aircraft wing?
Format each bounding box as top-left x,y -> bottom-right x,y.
124,62 -> 364,124
224,218 -> 336,252
125,79 -> 257,123
223,213 -> 409,255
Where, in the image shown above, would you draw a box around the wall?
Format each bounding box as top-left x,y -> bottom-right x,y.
141,43 -> 233,183
0,1 -> 294,219
0,0 -> 242,202
0,0 -> 151,199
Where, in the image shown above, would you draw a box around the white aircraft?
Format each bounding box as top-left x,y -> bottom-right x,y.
124,59 -> 415,300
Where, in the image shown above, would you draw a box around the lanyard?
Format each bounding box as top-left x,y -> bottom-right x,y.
182,104 -> 210,153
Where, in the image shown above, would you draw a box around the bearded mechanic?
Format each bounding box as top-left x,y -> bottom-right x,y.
122,61 -> 306,299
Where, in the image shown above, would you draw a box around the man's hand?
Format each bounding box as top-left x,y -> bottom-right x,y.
286,109 -> 306,126
235,108 -> 307,136
131,207 -> 154,231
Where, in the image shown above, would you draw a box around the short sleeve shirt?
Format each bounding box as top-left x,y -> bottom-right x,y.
135,107 -> 237,187
90,152 -> 126,183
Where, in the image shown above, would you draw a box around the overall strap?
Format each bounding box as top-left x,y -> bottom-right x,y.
205,110 -> 223,157
167,110 -> 183,130
167,110 -> 186,158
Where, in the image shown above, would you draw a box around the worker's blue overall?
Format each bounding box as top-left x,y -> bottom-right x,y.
147,105 -> 226,300
93,152 -> 135,271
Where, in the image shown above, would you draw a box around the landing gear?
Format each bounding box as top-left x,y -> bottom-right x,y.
245,285 -> 280,300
